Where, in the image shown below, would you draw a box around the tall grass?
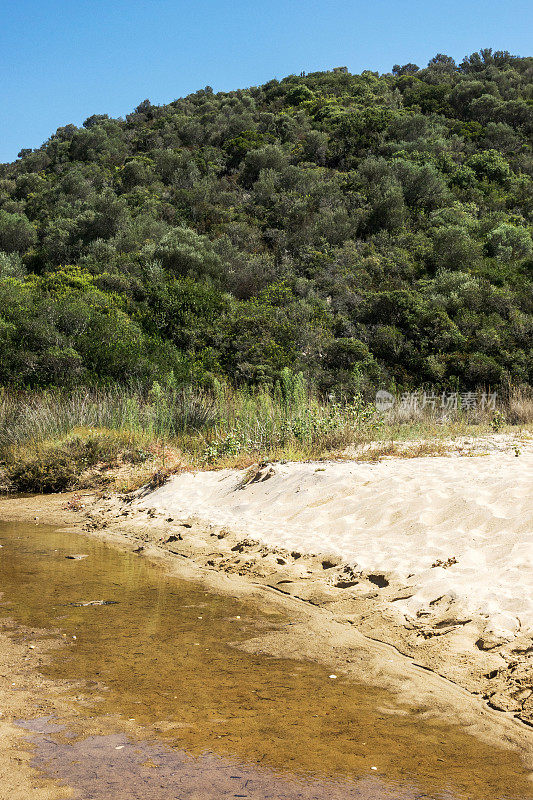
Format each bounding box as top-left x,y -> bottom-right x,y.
0,383 -> 217,455
201,373 -> 378,463
0,372 -> 378,465
0,376 -> 531,493
371,385 -> 533,442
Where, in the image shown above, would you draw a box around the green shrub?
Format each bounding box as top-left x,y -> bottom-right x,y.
5,429 -> 150,493
6,450 -> 78,493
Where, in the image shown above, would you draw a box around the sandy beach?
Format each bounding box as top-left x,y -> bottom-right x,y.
148,438 -> 533,644
123,433 -> 533,726
0,433 -> 532,788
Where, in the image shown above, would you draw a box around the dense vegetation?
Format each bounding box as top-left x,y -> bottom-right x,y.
1,48 -> 532,394
5,380 -> 530,493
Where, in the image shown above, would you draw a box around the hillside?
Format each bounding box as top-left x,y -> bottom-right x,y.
0,48 -> 532,392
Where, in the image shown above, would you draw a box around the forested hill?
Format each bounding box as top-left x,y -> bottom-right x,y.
0,49 -> 532,392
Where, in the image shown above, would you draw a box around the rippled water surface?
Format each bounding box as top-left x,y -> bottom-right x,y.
0,520 -> 531,799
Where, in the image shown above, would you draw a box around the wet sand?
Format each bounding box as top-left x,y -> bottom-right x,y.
0,519 -> 532,799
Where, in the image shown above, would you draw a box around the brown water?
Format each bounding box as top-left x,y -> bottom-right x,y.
0,520 -> 531,800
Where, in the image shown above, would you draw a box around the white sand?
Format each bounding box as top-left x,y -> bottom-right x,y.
146,442 -> 533,641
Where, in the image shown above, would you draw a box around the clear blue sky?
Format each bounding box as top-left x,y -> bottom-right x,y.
1,0 -> 531,163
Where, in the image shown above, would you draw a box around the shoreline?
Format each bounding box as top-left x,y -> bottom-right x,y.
130,438 -> 533,725
0,484 -> 532,778
0,623 -> 73,800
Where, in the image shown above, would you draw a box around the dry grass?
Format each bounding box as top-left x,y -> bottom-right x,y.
507,387 -> 533,425
1,381 -> 532,492
3,428 -> 152,493
376,386 -> 533,431
349,440 -> 450,462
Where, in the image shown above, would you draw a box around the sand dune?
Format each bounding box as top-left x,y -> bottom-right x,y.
148,439 -> 533,644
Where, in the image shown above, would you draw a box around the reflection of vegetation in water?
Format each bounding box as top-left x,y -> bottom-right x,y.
0,521 -> 532,800
24,732 -> 406,800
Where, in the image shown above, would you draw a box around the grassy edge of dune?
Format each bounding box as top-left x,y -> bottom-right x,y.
1,378 -> 532,494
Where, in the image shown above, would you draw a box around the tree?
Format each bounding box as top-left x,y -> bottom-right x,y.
487,224 -> 533,261
240,145 -> 288,187
392,63 -> 419,76
432,226 -> 482,271
466,150 -> 511,183
427,53 -> 457,74
149,227 -> 222,280
0,211 -> 36,253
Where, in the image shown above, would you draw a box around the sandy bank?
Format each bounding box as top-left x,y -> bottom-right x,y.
124,435 -> 533,727
0,434 -> 532,776
149,441 -> 533,640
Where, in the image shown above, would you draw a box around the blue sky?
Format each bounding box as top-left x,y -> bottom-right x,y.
1,0 -> 531,163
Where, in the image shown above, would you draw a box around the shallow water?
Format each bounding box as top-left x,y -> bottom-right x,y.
0,520 -> 531,799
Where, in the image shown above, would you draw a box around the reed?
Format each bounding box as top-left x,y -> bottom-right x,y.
0,378 -> 531,492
